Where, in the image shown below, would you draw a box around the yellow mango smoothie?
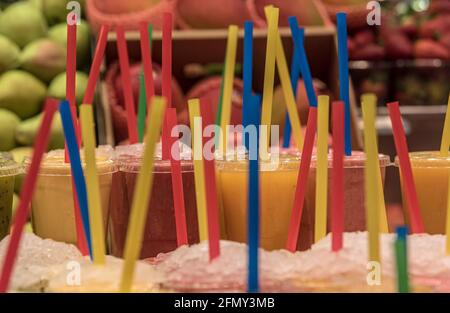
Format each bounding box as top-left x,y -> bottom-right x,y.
27,148 -> 116,244
216,154 -> 307,251
397,151 -> 450,234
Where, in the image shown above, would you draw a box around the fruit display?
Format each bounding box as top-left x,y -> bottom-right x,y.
344,0 -> 450,106
0,0 -> 92,199
345,0 -> 450,61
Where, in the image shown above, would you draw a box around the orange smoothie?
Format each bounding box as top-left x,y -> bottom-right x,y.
398,151 -> 450,234
216,154 -> 304,250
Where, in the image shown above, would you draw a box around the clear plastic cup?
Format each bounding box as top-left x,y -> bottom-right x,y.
216,153 -> 305,251
109,145 -> 199,259
395,151 -> 450,234
0,152 -> 21,240
28,148 -> 116,244
306,151 -> 391,243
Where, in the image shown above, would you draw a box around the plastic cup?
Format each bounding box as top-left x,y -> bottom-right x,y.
0,153 -> 21,240
28,148 -> 116,244
216,153 -> 308,251
305,151 -> 390,247
396,151 -> 450,234
109,145 -> 199,259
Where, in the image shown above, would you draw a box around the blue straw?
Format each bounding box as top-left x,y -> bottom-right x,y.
395,226 -> 409,293
59,100 -> 92,257
243,21 -> 254,152
337,12 -> 352,156
284,17 -> 318,148
247,93 -> 261,293
282,35 -> 300,148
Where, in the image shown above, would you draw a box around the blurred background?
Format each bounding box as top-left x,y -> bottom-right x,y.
0,0 -> 448,229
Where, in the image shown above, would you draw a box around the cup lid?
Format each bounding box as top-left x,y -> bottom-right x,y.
310,150 -> 391,168
0,152 -> 21,177
395,151 -> 450,167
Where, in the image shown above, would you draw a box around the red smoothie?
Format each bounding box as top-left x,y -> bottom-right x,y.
109,153 -> 199,259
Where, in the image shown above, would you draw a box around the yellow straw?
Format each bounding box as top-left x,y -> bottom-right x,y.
79,104 -> 106,265
361,94 -> 380,263
120,96 -> 166,292
260,7 -> 278,150
362,94 -> 389,233
314,95 -> 329,242
219,25 -> 239,155
188,98 -> 208,241
444,93 -> 450,254
440,94 -> 450,156
263,6 -> 303,150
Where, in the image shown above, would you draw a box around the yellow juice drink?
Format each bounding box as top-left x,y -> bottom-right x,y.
216,154 -> 304,250
397,151 -> 450,234
28,148 -> 116,244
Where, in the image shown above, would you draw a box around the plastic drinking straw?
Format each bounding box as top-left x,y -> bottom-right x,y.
0,99 -> 58,293
336,13 -> 352,156
83,24 -> 109,105
60,100 -> 92,257
161,13 -> 173,160
139,22 -> 155,105
314,95 -> 329,243
285,106 -> 317,252
247,94 -> 261,293
447,175 -> 450,254
116,26 -> 138,144
387,102 -> 424,233
282,29 -> 301,148
200,100 -> 221,260
188,99 -> 208,241
219,25 -> 239,155
331,101 -> 344,252
260,7 -> 278,150
362,97 -> 380,263
80,104 -> 106,265
120,96 -> 166,292
395,226 -> 409,293
242,21 -> 254,152
288,17 -> 317,108
362,94 -> 388,233
440,94 -> 450,156
272,20 -> 304,150
165,108 -> 189,246
137,72 -> 147,142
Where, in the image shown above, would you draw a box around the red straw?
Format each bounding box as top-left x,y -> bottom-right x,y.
116,26 -> 138,144
165,108 -> 188,246
66,23 -> 86,253
200,100 -> 221,260
161,13 -> 173,160
331,101 -> 345,252
139,22 -> 155,104
0,99 -> 58,293
83,24 -> 109,105
387,102 -> 424,233
286,107 -> 317,252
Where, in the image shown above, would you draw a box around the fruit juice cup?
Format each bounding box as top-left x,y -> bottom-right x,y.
305,151 -> 390,246
28,148 -> 116,245
109,148 -> 199,259
395,151 -> 450,234
0,153 -> 21,240
216,153 -> 311,251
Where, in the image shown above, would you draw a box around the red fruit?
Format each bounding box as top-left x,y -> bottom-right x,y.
184,76 -> 244,126
430,0 -> 450,14
353,29 -> 375,47
440,33 -> 450,51
176,0 -> 251,29
414,39 -> 450,59
348,38 -> 356,59
107,62 -> 186,143
399,15 -> 418,37
419,16 -> 450,39
352,44 -> 385,60
383,32 -> 414,59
